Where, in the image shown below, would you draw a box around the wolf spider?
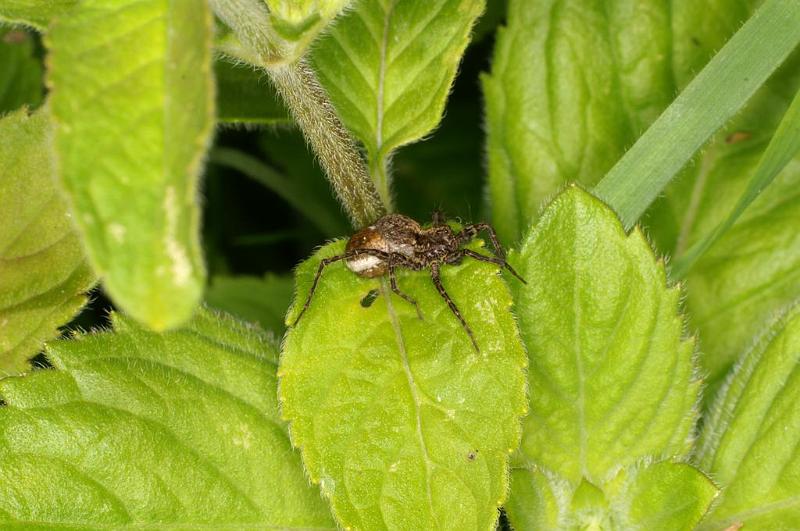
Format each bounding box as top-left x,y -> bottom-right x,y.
291,213 -> 526,351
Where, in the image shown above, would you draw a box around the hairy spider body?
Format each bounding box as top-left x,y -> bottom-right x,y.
344,215 -> 418,277
292,213 -> 525,351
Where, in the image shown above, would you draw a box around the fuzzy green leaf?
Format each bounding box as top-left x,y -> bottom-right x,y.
46,0 -> 215,330
0,0 -> 78,30
671,86 -> 800,278
205,273 -> 294,335
510,187 -> 699,483
215,59 -> 289,124
0,109 -> 94,375
311,0 -> 485,205
652,61 -> 800,386
280,239 -> 527,530
483,0 -> 799,245
0,28 -> 42,113
594,0 -> 800,228
0,307 -> 335,529
483,0 -> 676,243
505,466 -> 563,529
482,0 -> 800,390
696,302 -> 800,529
507,461 -> 718,530
623,461 -> 717,530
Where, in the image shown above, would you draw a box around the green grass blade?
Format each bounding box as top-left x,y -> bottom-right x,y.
594,0 -> 800,229
672,86 -> 800,278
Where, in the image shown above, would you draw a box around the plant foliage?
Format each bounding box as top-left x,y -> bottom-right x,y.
1,0 -> 799,529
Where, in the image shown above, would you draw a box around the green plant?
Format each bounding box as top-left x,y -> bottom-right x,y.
1,0 -> 799,529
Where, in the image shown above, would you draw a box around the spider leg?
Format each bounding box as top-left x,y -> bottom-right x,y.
459,222 -> 507,259
456,248 -> 527,284
388,261 -> 424,320
430,262 -> 479,352
291,253 -> 347,326
431,209 -> 446,227
293,249 -> 413,327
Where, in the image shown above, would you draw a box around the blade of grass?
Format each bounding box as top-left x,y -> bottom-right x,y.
593,0 -> 800,230
671,86 -> 800,278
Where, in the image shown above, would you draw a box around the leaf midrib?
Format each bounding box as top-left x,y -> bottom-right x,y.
380,280 -> 438,527
374,1 -> 394,157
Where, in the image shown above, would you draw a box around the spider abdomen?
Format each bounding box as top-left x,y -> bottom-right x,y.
344,214 -> 419,277
345,253 -> 386,277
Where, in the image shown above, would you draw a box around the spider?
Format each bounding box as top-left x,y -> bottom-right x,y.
291,212 -> 526,351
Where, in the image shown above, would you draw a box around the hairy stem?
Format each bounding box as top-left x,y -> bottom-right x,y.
209,0 -> 386,228
209,0 -> 278,63
269,62 -> 386,227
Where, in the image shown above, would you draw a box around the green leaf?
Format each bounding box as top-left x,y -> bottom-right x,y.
695,302 -> 800,529
483,0 -> 800,244
505,466 -> 563,529
594,0 -> 800,229
482,0 -> 676,243
652,63 -> 800,386
205,273 -> 294,335
510,187 -> 699,483
280,239 -> 527,530
0,307 -> 335,529
0,28 -> 43,113
671,86 -> 800,278
642,98 -> 800,389
595,0 -> 800,227
0,109 -> 94,375
311,0 -> 486,205
481,0 -> 800,390
215,58 -> 289,124
506,461 -> 718,530
623,461 -> 717,530
265,0 -> 351,64
46,0 -> 215,330
0,0 -> 78,30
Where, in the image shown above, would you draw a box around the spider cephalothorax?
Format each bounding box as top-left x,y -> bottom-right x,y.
292,213 -> 525,351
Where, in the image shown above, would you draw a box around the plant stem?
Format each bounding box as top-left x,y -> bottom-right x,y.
208,0 -> 279,63
268,62 -> 386,227
370,155 -> 393,211
209,0 -> 386,228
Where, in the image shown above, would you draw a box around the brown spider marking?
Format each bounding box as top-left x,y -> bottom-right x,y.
291,213 -> 526,351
